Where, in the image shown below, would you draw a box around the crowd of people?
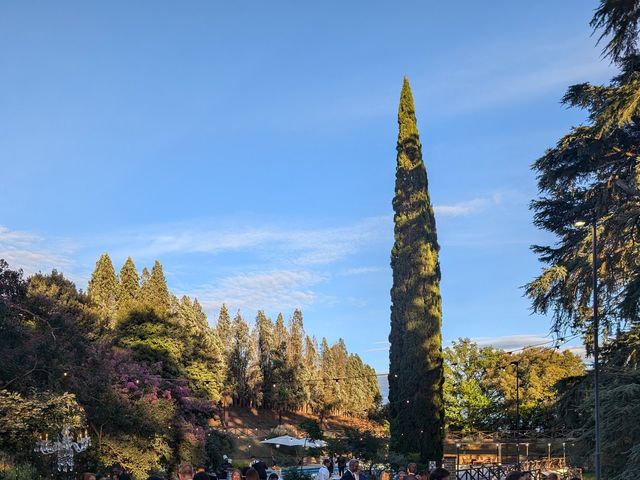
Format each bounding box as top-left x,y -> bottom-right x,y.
76,458 -> 452,480
77,457 -> 579,480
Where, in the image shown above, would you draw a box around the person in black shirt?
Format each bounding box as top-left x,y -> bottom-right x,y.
337,456 -> 347,477
252,458 -> 268,480
194,466 -> 210,480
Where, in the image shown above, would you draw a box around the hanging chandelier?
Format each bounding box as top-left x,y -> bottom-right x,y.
34,425 -> 91,472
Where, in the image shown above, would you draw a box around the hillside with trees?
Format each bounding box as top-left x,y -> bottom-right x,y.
0,255 -> 381,477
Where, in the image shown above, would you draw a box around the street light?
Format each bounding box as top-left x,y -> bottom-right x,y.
547,443 -> 551,461
524,443 -> 529,462
574,216 -> 602,480
455,443 -> 460,471
496,443 -> 502,465
563,442 -> 566,466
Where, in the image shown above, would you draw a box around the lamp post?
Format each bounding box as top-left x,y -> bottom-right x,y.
496,443 -> 502,465
456,443 -> 460,471
547,443 -> 551,461
563,442 -> 566,466
575,216 -> 602,480
524,443 -> 529,461
510,360 -> 521,469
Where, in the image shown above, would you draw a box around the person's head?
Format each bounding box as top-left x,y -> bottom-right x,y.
82,474 -> 96,480
178,463 -> 194,480
323,459 -> 331,467
196,466 -> 206,473
429,468 -> 449,480
398,471 -> 406,479
418,472 -> 429,480
348,459 -> 359,473
505,472 -> 526,480
546,474 -> 559,480
407,464 -> 417,475
231,469 -> 242,480
246,468 -> 260,480
268,473 -> 279,480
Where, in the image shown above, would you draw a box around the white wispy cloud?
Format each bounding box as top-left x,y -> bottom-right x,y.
191,269 -> 325,313
0,225 -> 76,276
434,194 -> 502,217
469,333 -> 585,358
341,266 -> 387,276
471,334 -> 552,351
108,216 -> 390,267
366,340 -> 391,353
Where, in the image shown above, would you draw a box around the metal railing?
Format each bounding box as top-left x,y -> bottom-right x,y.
455,458 -> 582,480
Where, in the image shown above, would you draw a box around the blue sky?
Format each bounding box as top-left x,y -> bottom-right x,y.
0,1 -> 615,371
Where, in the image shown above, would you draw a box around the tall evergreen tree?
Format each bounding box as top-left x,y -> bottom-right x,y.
117,256 -> 140,316
216,304 -> 233,353
273,312 -> 288,350
141,260 -> 171,315
88,253 -> 119,323
287,308 -> 304,365
140,266 -> 151,288
388,77 -> 444,463
255,310 -> 275,408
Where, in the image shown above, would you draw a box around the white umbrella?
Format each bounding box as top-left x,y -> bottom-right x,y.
261,435 -> 306,447
261,436 -> 327,448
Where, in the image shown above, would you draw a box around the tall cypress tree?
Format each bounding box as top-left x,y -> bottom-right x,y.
88,253 -> 119,323
388,77 -> 444,463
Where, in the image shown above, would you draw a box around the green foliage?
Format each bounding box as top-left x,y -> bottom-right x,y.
0,390 -> 84,465
141,260 -> 171,315
444,339 -> 500,431
0,463 -> 39,480
117,256 -> 140,317
328,427 -> 388,466
389,77 -> 444,462
0,255 -> 380,477
205,430 -> 235,471
88,253 -> 118,322
592,0 -> 640,64
98,434 -> 172,479
282,468 -> 313,480
444,339 -> 585,432
299,419 -> 323,441
554,326 -> 640,479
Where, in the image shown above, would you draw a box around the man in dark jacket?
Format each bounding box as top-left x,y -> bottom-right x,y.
340,459 -> 359,480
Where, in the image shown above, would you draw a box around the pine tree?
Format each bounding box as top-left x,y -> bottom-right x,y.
88,253 -> 119,323
388,77 -> 444,463
273,313 -> 288,351
141,260 -> 171,315
255,310 -> 275,408
140,267 -> 150,288
216,304 -> 232,353
117,256 -> 140,316
287,309 -> 305,368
